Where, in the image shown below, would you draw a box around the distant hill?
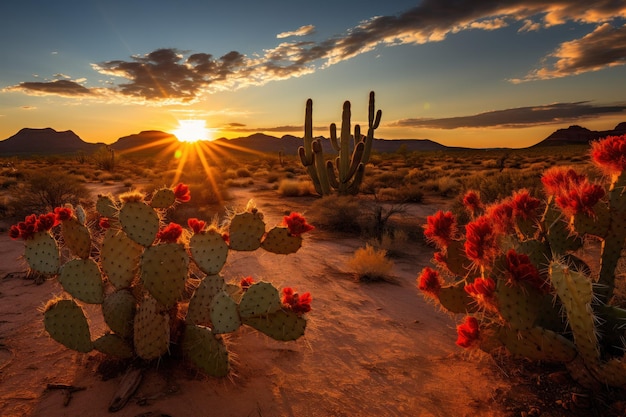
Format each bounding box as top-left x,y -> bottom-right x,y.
532,122 -> 626,147
2,122 -> 625,157
212,132 -> 460,155
0,128 -> 101,155
110,130 -> 179,154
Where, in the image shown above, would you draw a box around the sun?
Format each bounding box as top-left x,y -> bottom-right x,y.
172,119 -> 212,143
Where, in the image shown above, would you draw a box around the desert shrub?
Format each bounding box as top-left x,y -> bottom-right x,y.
92,146 -> 116,171
368,229 -> 409,258
277,179 -> 315,197
309,195 -> 363,234
236,167 -> 252,178
347,244 -> 394,282
266,172 -> 280,183
9,167 -> 90,216
460,170 -> 541,204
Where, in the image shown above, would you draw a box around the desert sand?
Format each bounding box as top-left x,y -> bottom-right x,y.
1,187 -> 519,417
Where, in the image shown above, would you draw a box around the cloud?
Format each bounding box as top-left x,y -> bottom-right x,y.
4,79 -> 96,97
277,24 -> 315,39
5,1 -> 626,102
390,102 -> 626,129
512,23 -> 626,82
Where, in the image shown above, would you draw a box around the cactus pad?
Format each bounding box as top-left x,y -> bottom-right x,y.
140,243 -> 189,307
186,274 -> 225,325
94,333 -> 134,358
261,227 -> 302,254
189,230 -> 229,275
437,281 -> 477,314
238,282 -> 282,319
182,324 -> 230,377
228,212 -> 265,251
496,326 -> 577,362
43,299 -> 93,353
150,188 -> 176,209
96,194 -> 119,218
243,309 -> 306,341
103,289 -> 136,338
119,201 -> 159,247
101,229 -> 143,289
61,217 -> 92,259
209,291 -> 241,334
24,231 -> 60,275
58,258 -> 104,304
133,296 -> 170,360
550,262 -> 600,364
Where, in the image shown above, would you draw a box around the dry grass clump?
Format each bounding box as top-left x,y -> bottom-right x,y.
277,179 -> 316,196
347,244 -> 395,282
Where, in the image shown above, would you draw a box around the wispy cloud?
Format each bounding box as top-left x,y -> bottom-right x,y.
6,79 -> 97,97
512,23 -> 626,82
277,24 -> 315,39
390,102 -> 626,129
4,0 -> 625,102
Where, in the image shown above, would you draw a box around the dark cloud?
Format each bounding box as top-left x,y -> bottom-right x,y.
5,1 -> 625,101
6,79 -> 94,97
391,102 -> 626,129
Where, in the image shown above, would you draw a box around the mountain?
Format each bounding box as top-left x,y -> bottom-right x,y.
0,127 -> 101,155
212,133 -> 459,155
532,122 -> 626,147
110,130 -> 179,154
2,122 -> 625,157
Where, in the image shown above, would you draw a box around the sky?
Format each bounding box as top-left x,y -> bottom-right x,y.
1,0 -> 625,149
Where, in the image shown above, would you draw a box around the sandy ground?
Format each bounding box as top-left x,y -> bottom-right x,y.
0,187 -> 514,417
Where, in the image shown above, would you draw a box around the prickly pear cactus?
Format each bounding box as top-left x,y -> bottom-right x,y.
10,183 -> 314,385
417,134 -> 626,390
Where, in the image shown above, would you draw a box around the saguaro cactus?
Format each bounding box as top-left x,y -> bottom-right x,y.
417,134 -> 626,390
299,91 -> 382,195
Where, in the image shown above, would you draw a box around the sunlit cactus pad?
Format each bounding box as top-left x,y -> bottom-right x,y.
10,183 -> 314,380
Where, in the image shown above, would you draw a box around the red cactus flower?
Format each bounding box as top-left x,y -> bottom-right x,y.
36,213 -> 57,232
591,134 -> 626,175
281,287 -> 312,315
510,189 -> 541,221
554,181 -> 605,217
464,277 -> 496,297
456,316 -> 480,348
487,200 -> 515,234
541,167 -> 586,196
99,217 -> 111,229
240,276 -> 255,290
464,216 -> 499,266
462,190 -> 483,218
504,249 -> 546,291
417,267 -> 442,297
54,207 -> 73,222
282,212 -> 314,236
424,210 -> 457,249
188,218 -> 206,234
156,222 -> 183,243
8,225 -> 21,240
173,183 -> 191,202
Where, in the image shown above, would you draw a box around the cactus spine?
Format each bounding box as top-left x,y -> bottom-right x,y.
299,91 -> 382,195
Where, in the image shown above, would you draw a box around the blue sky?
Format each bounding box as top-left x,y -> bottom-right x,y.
1,0 -> 625,148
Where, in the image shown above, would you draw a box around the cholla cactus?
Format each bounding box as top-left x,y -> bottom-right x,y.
417,134 -> 626,390
10,184 -> 313,378
299,91 -> 382,196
